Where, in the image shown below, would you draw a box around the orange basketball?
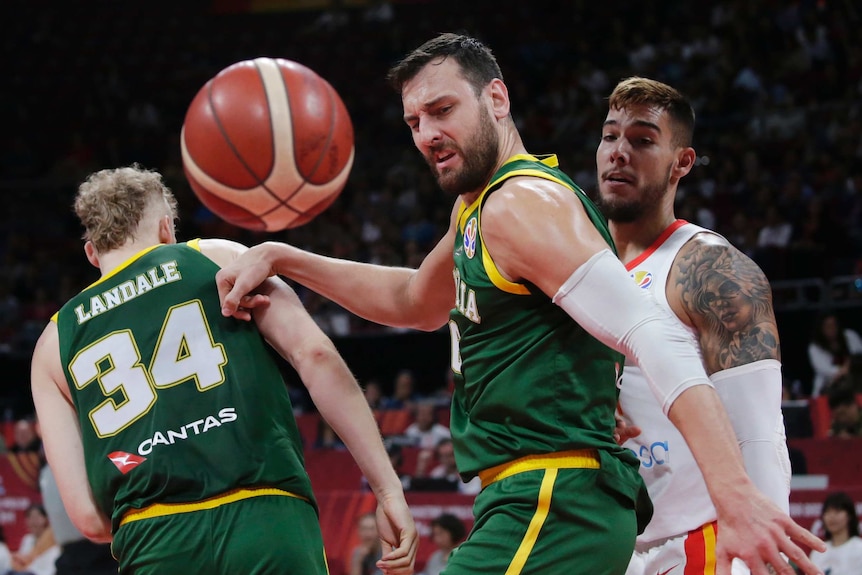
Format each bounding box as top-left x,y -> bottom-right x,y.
181,57 -> 354,231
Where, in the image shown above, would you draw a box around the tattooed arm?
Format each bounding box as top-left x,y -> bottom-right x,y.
668,233 -> 780,374
669,232 -> 792,514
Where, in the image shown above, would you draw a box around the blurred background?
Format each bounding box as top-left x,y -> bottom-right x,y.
0,0 -> 860,571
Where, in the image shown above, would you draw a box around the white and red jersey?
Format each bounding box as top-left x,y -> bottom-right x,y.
618,220 -> 718,547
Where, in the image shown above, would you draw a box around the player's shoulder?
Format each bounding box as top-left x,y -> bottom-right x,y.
32,319 -> 60,363
670,227 -> 775,319
196,238 -> 250,268
680,229 -> 732,252
676,230 -> 763,274
485,175 -> 576,215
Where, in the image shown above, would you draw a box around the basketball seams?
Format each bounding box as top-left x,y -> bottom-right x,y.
257,58 -> 308,209
182,57 -> 353,231
206,72 -> 269,189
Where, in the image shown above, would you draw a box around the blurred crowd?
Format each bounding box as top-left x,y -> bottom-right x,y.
1,0 -> 861,360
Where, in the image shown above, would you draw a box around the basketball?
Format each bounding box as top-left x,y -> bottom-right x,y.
181,57 -> 354,231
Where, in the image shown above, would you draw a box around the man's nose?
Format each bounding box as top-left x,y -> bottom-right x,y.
417,120 -> 442,147
609,140 -> 631,164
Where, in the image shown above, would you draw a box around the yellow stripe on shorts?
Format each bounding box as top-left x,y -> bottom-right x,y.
504,468 -> 557,575
120,487 -> 306,526
478,449 -> 599,489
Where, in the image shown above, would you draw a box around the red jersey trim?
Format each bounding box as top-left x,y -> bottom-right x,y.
624,220 -> 688,272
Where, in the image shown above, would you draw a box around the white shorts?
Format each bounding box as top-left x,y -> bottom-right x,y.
625,522 -> 749,575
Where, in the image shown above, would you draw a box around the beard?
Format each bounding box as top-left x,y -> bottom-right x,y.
425,106 -> 499,196
597,164 -> 672,223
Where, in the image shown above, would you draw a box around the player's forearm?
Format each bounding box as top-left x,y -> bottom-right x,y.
304,352 -> 405,498
712,361 -> 791,512
261,241 -> 443,330
667,385 -> 755,516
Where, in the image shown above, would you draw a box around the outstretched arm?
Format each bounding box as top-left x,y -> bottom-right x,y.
31,323 -> 112,543
215,203 -> 461,332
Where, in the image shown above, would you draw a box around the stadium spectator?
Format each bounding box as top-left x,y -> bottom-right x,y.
404,401 -> 450,449
420,513 -> 467,575
827,385 -> 862,438
380,369 -> 420,411
808,311 -> 862,397
809,492 -> 862,575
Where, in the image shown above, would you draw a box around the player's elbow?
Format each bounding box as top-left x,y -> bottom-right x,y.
292,343 -> 347,384
407,316 -> 448,332
71,507 -> 112,543
402,305 -> 450,332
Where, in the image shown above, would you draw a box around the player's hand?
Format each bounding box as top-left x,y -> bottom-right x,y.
229,294 -> 271,321
613,413 -> 641,445
216,243 -> 279,319
376,493 -> 418,575
715,488 -> 824,575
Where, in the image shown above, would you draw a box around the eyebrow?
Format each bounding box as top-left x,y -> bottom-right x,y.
403,95 -> 451,123
602,119 -> 662,132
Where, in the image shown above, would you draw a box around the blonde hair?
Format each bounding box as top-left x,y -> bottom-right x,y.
608,77 -> 695,147
74,164 -> 178,253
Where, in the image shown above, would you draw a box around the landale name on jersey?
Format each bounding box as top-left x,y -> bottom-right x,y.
75,261 -> 181,324
137,407 -> 237,455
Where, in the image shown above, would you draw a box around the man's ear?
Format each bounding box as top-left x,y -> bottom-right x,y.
673,147 -> 696,180
84,241 -> 100,269
158,215 -> 177,245
487,78 -> 510,121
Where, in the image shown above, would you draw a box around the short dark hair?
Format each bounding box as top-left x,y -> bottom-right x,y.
608,77 -> 695,148
820,491 -> 860,540
386,32 -> 502,97
431,512 -> 466,543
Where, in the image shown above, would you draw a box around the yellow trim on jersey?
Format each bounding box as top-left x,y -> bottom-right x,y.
119,487 -> 306,526
504,468 -> 558,575
51,242 -> 199,324
457,154 -> 559,232
467,154 -> 573,295
88,244 -> 165,290
478,449 -> 599,489
480,245 -> 530,295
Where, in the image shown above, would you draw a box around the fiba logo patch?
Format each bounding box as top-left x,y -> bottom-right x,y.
631,270 -> 652,289
463,218 -> 477,259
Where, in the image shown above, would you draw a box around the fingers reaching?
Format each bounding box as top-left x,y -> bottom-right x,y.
378,534 -> 418,575
776,524 -> 825,575
375,501 -> 418,575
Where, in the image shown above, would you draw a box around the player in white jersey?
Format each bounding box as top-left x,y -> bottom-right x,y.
596,78 -> 793,575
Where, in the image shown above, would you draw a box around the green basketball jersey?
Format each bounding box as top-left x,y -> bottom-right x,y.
54,240 -> 313,530
450,154 -> 630,477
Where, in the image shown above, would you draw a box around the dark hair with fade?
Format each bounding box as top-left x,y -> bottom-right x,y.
820,491 -> 860,540
386,32 -> 503,97
608,77 -> 695,148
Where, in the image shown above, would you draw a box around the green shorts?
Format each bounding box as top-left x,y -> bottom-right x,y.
443,450 -> 650,575
112,489 -> 328,575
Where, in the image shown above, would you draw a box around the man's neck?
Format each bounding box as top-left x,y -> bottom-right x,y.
98,241 -> 163,277
460,139 -> 530,207
610,213 -> 678,265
